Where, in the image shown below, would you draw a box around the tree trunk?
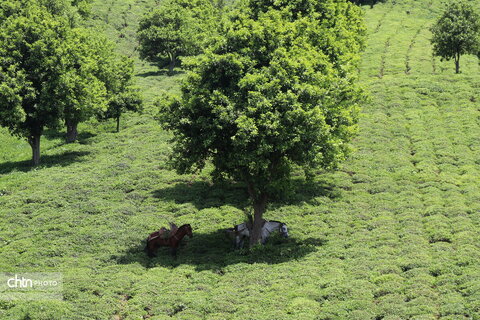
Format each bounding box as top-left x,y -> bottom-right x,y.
249,194 -> 267,246
28,134 -> 41,166
168,54 -> 176,76
247,182 -> 268,246
455,53 -> 460,74
66,119 -> 78,143
116,114 -> 120,133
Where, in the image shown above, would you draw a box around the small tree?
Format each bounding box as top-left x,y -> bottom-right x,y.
159,0 -> 365,245
0,5 -> 70,165
431,1 -> 480,74
96,56 -> 142,133
0,1 -> 118,158
137,0 -> 217,75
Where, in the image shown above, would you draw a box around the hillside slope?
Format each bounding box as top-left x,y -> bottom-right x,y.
0,0 -> 479,319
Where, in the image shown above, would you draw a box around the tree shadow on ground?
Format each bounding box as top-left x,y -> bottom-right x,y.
151,177 -> 341,211
115,229 -> 326,271
141,176 -> 338,269
136,69 -> 185,78
43,128 -> 97,145
0,151 -> 90,175
151,180 -> 250,210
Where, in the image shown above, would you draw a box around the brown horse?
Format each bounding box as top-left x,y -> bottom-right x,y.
145,224 -> 193,257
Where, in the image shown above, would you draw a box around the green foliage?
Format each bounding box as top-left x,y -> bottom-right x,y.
0,0 -> 140,152
59,28 -> 109,141
0,1 -> 22,20
96,55 -> 143,132
137,0 -> 218,75
83,0 -> 187,107
159,0 -> 365,240
0,0 -> 90,23
0,3 -> 72,163
430,1 -> 480,73
1,0 -> 480,319
70,0 -> 94,17
242,0 -> 366,75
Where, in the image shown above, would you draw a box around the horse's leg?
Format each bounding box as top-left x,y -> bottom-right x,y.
148,239 -> 166,257
145,241 -> 151,257
147,243 -> 155,257
239,236 -> 245,249
234,235 -> 239,249
236,235 -> 244,249
260,229 -> 269,245
171,242 -> 179,258
168,238 -> 177,257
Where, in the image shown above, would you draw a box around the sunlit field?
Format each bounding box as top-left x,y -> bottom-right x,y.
0,0 -> 479,319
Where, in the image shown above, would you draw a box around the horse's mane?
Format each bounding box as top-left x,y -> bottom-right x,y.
268,220 -> 284,225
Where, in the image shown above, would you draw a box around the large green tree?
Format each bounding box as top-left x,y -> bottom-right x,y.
0,0 -> 130,161
0,4 -> 71,165
431,1 -> 480,74
137,0 -> 218,75
159,0 -> 365,245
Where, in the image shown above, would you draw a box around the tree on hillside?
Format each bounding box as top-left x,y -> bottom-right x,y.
54,3 -> 141,141
0,0 -> 140,148
431,1 -> 480,74
61,31 -> 142,141
0,0 -> 90,20
96,55 -> 142,133
59,29 -> 108,143
0,1 -> 131,160
137,0 -> 218,75
0,5 -> 72,165
158,0 -> 365,245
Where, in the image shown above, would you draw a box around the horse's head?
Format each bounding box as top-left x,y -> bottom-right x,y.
184,224 -> 193,238
280,223 -> 289,238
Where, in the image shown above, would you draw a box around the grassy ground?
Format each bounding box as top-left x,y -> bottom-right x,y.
1,0 -> 480,319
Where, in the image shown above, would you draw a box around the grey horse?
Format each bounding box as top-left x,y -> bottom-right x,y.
226,220 -> 289,249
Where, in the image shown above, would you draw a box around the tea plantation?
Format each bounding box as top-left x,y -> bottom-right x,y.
0,0 -> 479,319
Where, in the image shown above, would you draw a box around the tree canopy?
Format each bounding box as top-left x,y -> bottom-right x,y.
159,0 -> 366,245
59,28 -> 109,143
431,1 -> 480,74
0,4 -> 72,164
96,55 -> 142,133
0,0 -> 140,162
137,0 -> 218,75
